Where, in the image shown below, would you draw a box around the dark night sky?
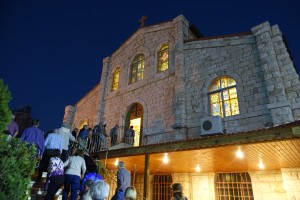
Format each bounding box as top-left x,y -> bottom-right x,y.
0,0 -> 299,131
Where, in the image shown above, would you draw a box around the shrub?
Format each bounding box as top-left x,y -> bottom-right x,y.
0,79 -> 12,133
0,135 -> 37,199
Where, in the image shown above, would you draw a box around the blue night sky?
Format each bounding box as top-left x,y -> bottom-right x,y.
0,0 -> 299,131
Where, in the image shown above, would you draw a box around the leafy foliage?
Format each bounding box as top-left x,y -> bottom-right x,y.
0,79 -> 12,133
0,135 -> 37,199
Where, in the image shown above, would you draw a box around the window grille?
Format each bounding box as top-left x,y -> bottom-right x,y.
153,175 -> 172,200
215,172 -> 254,200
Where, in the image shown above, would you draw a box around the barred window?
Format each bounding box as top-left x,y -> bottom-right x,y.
130,54 -> 144,84
209,76 -> 239,117
153,175 -> 172,200
111,68 -> 120,91
215,172 -> 254,200
157,44 -> 169,72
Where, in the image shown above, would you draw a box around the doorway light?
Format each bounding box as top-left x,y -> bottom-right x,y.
163,153 -> 169,163
115,158 -> 119,166
236,149 -> 244,159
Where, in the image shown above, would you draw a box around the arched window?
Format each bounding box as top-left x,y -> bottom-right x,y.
130,54 -> 144,84
157,44 -> 169,72
111,68 -> 120,91
209,76 -> 239,117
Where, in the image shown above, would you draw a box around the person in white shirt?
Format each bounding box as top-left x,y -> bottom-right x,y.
59,122 -> 76,162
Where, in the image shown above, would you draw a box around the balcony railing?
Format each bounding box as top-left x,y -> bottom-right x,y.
73,131 -> 140,153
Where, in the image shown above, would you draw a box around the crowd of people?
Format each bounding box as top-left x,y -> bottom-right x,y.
2,115 -> 189,200
1,116 -> 140,200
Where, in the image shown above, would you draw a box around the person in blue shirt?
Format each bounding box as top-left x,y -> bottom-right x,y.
111,161 -> 131,200
37,128 -> 62,182
78,125 -> 89,150
20,119 -> 45,158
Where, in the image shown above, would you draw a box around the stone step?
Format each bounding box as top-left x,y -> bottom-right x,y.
29,172 -> 80,200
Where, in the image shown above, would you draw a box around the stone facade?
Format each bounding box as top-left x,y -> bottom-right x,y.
64,15 -> 300,140
63,15 -> 300,199
65,83 -> 101,129
168,170 -> 300,200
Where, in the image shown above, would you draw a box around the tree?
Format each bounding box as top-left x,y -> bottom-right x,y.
0,135 -> 37,199
0,79 -> 36,199
0,79 -> 12,133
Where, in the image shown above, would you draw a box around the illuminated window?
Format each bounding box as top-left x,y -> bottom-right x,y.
209,76 -> 239,117
157,44 -> 169,72
111,68 -> 120,91
130,54 -> 144,84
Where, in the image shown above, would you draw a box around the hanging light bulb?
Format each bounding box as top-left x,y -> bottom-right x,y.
258,159 -> 265,169
236,149 -> 244,158
196,164 -> 201,172
163,153 -> 169,163
115,158 -> 119,166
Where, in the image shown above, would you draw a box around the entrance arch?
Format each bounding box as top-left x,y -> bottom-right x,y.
125,103 -> 143,146
77,118 -> 88,130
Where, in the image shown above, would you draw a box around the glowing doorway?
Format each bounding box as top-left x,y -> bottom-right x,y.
78,119 -> 88,130
125,103 -> 143,146
130,118 -> 141,146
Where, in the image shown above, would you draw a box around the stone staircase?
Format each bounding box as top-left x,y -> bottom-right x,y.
28,172 -> 63,200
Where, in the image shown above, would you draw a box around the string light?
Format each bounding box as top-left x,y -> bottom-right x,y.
196,164 -> 201,172
163,153 -> 169,163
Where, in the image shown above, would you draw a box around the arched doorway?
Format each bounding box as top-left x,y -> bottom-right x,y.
78,119 -> 88,130
125,103 -> 143,146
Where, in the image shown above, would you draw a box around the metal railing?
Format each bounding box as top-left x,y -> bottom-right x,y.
75,132 -> 141,154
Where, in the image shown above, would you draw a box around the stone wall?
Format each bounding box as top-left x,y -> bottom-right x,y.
72,83 -> 101,129
183,21 -> 299,134
251,22 -> 300,125
135,174 -> 145,200
67,15 -> 299,139
63,105 -> 76,129
133,170 -> 300,200
281,168 -> 300,200
100,15 -> 193,143
184,34 -> 272,133
171,173 -> 215,200
250,170 -> 287,200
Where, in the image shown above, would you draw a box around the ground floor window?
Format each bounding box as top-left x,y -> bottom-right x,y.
215,172 -> 254,200
153,175 -> 172,200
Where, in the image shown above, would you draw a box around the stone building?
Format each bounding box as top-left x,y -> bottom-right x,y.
63,15 -> 300,200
